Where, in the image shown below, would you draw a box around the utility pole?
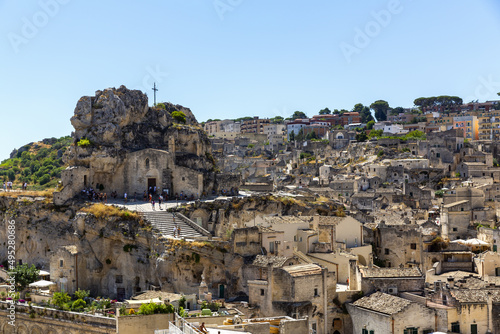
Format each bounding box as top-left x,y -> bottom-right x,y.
152,82 -> 158,107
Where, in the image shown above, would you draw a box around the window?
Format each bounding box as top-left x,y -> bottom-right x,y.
404,328 -> 418,334
410,243 -> 416,250
60,259 -> 64,267
385,248 -> 390,255
269,242 -> 275,254
115,275 -> 123,284
362,329 -> 368,334
461,207 -> 464,212
369,331 -> 374,334
471,324 -> 477,334
145,158 -> 150,169
453,227 -> 458,232
314,288 -> 319,297
451,322 -> 460,333
260,289 -> 265,296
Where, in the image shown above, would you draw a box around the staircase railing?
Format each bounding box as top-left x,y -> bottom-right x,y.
175,212 -> 211,237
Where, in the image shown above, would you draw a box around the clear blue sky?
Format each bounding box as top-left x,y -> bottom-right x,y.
1,0 -> 500,161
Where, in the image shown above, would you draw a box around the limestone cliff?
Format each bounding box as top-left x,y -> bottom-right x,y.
66,85 -> 212,168
182,195 -> 344,238
0,195 -> 243,299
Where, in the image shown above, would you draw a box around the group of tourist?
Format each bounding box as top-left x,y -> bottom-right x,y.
2,182 -> 13,191
82,187 -> 108,202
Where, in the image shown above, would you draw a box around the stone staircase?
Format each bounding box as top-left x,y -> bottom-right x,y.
141,211 -> 208,239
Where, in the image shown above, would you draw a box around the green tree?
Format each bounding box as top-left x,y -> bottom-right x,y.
178,296 -> 186,309
353,103 -> 374,123
291,111 -> 307,120
289,130 -> 295,142
296,128 -> 304,141
10,264 -> 39,292
172,111 -> 187,123
306,131 -> 318,140
370,100 -> 390,122
39,174 -> 50,185
368,129 -> 383,139
356,132 -> 368,142
366,120 -> 375,130
390,106 -> 405,116
270,116 -> 284,124
7,170 -> 15,182
319,108 -> 331,115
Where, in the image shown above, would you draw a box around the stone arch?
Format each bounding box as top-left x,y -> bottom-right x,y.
29,325 -> 44,334
1,321 -> 16,334
15,323 -> 28,334
45,328 -> 58,334
358,255 -> 367,266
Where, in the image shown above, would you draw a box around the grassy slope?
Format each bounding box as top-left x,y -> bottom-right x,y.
0,136 -> 72,190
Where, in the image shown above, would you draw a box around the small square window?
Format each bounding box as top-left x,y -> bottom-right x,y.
410,243 -> 416,250
116,275 -> 123,284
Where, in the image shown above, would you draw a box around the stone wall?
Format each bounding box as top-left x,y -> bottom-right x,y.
117,313 -> 174,334
0,302 -> 115,334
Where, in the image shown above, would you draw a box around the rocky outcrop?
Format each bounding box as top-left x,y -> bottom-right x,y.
56,85 -> 221,204
67,85 -> 209,163
0,195 -> 243,299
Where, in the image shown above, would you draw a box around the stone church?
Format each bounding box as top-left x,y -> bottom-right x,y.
54,85 -> 237,205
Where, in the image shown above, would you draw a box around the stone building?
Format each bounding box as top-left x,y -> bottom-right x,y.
374,223 -> 424,269
54,86 -> 238,205
347,292 -> 439,334
428,281 -> 500,334
50,245 -> 79,295
248,263 -> 335,334
359,267 -> 425,295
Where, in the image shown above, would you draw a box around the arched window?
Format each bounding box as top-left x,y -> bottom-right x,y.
145,158 -> 150,169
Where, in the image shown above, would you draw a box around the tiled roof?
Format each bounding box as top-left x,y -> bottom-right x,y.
281,263 -> 322,277
252,255 -> 289,268
360,267 -> 423,278
443,200 -> 469,208
451,289 -> 500,303
131,291 -> 183,301
352,292 -> 411,315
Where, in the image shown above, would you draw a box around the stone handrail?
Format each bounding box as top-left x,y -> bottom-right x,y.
176,212 -> 211,237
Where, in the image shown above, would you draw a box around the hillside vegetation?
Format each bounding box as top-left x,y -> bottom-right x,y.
0,136 -> 71,189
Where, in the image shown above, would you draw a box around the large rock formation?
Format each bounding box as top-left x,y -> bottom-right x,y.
55,86 -> 235,205
69,85 -> 200,152
0,196 -> 243,300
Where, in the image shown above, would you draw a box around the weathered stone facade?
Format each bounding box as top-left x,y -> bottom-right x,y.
54,86 -> 225,205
